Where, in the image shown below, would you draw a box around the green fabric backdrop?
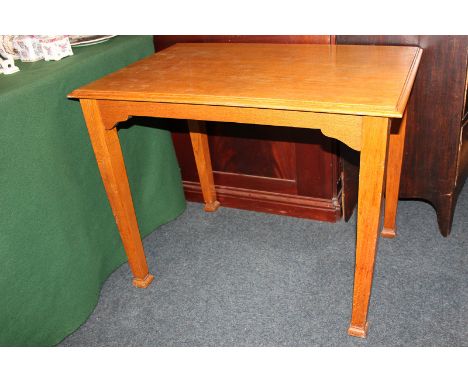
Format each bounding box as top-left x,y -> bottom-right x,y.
0,36 -> 186,346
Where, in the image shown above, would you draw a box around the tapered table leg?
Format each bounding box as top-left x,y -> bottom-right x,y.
382,109 -> 408,238
348,116 -> 390,338
187,120 -> 220,212
80,99 -> 154,288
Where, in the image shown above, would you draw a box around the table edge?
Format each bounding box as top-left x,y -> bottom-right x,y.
395,47 -> 423,114
68,93 -> 407,118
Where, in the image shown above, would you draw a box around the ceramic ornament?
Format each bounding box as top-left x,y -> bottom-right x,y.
0,50 -> 20,75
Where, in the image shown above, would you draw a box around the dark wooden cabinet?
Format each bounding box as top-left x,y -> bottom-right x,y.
153,35 -> 356,222
337,36 -> 468,236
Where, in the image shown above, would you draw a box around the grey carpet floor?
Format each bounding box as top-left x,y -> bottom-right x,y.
60,183 -> 468,346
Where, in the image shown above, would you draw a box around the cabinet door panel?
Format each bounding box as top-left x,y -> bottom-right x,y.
209,123 -> 296,180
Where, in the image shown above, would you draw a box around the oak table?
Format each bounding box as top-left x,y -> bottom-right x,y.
69,43 -> 422,338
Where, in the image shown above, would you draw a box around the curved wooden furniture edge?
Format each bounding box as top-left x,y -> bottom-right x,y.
132,273 -> 155,288
347,322 -> 369,338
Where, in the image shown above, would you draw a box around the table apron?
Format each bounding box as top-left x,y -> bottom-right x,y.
92,99 -> 376,151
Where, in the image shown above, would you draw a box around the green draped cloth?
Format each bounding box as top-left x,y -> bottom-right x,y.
0,36 -> 186,345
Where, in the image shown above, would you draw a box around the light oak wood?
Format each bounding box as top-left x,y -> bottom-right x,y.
70,43 -> 422,338
80,99 -> 154,288
187,120 -> 220,211
70,43 -> 422,118
348,116 -> 390,338
382,109 -> 408,238
97,100 -> 363,151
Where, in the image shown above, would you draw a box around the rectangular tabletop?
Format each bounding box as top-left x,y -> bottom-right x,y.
69,43 -> 422,118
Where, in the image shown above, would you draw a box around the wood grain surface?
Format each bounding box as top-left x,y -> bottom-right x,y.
187,120 -> 220,212
79,99 -> 154,288
382,110 -> 408,238
70,43 -> 422,118
348,116 -> 390,337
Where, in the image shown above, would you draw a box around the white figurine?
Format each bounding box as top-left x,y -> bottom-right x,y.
0,50 -> 20,75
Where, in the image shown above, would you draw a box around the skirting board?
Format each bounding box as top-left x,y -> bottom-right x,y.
183,181 -> 342,222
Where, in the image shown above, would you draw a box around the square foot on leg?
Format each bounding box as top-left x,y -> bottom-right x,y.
204,200 -> 221,212
348,322 -> 369,338
381,227 -> 396,238
132,273 -> 155,288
